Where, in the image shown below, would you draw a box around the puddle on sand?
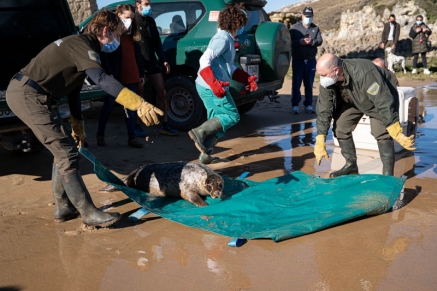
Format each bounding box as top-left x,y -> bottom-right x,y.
409,86 -> 437,179
261,122 -> 316,173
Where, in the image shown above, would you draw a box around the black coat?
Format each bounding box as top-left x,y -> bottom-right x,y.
409,23 -> 432,54
135,12 -> 166,66
289,21 -> 323,60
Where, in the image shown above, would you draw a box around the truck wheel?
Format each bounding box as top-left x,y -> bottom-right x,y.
165,76 -> 205,131
237,101 -> 257,115
26,132 -> 45,153
10,131 -> 45,154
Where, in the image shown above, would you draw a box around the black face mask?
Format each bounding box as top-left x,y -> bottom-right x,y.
390,20 -> 395,24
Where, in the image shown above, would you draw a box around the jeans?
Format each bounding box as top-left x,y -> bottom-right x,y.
97,83 -> 137,140
291,59 -> 316,107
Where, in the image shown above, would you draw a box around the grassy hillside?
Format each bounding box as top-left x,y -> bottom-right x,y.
280,0 -> 437,31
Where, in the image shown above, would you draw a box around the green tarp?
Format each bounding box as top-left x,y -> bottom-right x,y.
80,148 -> 404,242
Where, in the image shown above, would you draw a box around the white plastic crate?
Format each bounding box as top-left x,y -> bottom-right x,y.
333,87 -> 418,153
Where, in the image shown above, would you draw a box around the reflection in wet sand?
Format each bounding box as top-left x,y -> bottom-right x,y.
260,86 -> 437,181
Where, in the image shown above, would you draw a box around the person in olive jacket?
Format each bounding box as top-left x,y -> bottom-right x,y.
313,53 -> 416,178
6,10 -> 163,228
409,14 -> 432,75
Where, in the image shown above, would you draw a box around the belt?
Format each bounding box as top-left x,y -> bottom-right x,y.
14,73 -> 48,95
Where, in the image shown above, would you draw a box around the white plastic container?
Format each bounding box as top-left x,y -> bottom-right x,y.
333,87 -> 418,153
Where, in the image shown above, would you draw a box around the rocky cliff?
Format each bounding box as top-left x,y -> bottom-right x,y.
269,0 -> 436,59
67,0 -> 98,25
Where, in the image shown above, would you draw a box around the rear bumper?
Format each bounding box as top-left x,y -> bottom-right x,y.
230,78 -> 284,106
0,85 -> 105,134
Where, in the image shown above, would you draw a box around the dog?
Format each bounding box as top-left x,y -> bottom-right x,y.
385,47 -> 406,74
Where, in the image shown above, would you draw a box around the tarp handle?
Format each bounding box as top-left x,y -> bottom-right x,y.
228,238 -> 247,247
128,208 -> 150,222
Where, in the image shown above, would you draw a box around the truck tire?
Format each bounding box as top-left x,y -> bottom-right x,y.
237,101 -> 257,115
165,76 -> 205,131
4,131 -> 45,154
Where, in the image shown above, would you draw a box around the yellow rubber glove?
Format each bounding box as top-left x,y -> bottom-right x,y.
115,88 -> 164,126
314,134 -> 330,166
386,122 -> 416,151
70,116 -> 86,148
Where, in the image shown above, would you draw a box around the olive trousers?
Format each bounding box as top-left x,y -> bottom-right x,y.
333,103 -> 391,141
6,76 -> 79,175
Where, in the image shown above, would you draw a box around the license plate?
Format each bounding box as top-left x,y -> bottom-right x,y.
246,65 -> 259,80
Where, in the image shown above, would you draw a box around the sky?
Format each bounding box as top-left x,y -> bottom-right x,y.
96,0 -> 301,13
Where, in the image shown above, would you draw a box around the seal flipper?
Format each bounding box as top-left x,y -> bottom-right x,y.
181,190 -> 208,207
99,176 -> 129,192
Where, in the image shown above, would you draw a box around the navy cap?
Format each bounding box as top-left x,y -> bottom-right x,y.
302,7 -> 314,17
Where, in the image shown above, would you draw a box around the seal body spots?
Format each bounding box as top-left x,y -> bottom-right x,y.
103,162 -> 224,207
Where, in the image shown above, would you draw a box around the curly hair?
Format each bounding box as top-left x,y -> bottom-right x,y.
218,3 -> 247,32
84,9 -> 120,36
116,4 -> 141,42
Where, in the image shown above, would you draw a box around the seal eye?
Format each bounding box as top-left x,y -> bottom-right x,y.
206,184 -> 213,192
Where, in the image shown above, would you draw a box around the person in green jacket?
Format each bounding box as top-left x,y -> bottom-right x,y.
313,53 -> 416,177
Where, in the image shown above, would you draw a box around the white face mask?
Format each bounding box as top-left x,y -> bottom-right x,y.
320,70 -> 338,88
121,18 -> 132,30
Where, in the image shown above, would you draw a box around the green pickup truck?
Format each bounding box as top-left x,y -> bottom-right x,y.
0,0 -> 106,152
80,0 -> 291,131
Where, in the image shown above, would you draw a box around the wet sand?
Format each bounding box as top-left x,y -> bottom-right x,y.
1,77 -> 437,290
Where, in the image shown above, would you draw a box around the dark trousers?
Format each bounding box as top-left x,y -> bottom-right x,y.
291,58 -> 316,107
6,76 -> 79,175
333,103 -> 391,141
97,83 -> 137,140
412,53 -> 427,68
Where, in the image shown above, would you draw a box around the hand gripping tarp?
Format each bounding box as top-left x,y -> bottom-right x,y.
80,148 -> 404,242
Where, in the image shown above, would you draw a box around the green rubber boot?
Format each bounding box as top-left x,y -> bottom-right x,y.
330,138 -> 359,178
61,171 -> 121,227
188,117 -> 222,153
377,140 -> 395,176
198,135 -> 220,164
52,164 -> 80,223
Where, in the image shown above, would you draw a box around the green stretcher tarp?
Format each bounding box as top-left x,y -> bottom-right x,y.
80,148 -> 405,242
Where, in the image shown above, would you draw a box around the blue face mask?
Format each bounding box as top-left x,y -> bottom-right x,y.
142,6 -> 151,16
416,20 -> 422,25
236,26 -> 244,36
303,17 -> 313,25
101,31 -> 120,53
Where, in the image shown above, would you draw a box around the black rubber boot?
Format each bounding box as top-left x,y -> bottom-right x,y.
52,164 -> 80,223
198,135 -> 220,164
61,171 -> 121,227
188,117 -> 222,153
377,140 -> 395,176
330,138 -> 359,178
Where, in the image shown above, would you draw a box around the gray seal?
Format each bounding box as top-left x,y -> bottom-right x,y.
100,162 -> 224,207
